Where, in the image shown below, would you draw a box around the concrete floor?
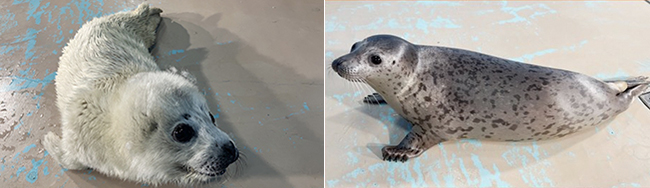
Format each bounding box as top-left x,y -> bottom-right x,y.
0,0 -> 323,187
325,1 -> 650,187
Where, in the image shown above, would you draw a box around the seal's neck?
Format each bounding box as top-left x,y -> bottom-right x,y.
105,72 -> 159,167
367,72 -> 418,98
367,46 -> 421,99
366,69 -> 419,118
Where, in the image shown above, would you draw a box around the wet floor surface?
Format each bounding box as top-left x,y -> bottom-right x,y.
325,1 -> 650,187
1,0 -> 323,187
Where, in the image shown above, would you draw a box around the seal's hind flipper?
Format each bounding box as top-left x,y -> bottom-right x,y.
43,132 -> 86,170
615,76 -> 648,87
639,92 -> 650,110
620,77 -> 649,95
127,3 -> 163,50
604,76 -> 649,96
616,78 -> 650,101
363,93 -> 386,104
605,76 -> 649,92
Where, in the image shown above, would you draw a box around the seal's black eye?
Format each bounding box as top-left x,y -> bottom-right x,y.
172,123 -> 195,143
370,55 -> 382,65
209,112 -> 215,124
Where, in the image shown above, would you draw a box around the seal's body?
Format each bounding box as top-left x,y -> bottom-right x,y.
332,35 -> 648,162
43,4 -> 239,185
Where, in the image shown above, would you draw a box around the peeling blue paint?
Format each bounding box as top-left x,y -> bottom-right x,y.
43,166 -> 49,175
594,69 -> 629,80
346,152 -> 359,165
327,179 -> 340,187
216,40 -> 233,45
415,17 -> 460,34
502,142 -> 554,187
15,166 -> 26,178
167,49 -> 184,55
1,70 -> 56,92
325,16 -> 346,33
332,91 -> 362,105
512,48 -> 557,62
414,1 -> 461,7
0,10 -> 18,35
25,158 -> 46,183
471,154 -> 510,187
13,118 -> 25,130
23,144 -> 36,153
496,2 -> 556,25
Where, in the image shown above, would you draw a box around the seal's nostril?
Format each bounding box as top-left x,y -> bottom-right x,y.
219,141 -> 238,163
332,59 -> 343,72
221,141 -> 236,155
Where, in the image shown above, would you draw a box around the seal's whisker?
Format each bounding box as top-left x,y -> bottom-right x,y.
352,80 -> 370,109
360,79 -> 374,94
325,65 -> 335,76
351,79 -> 361,93
349,80 -> 359,98
356,79 -> 373,109
354,80 -> 369,107
343,78 -> 352,91
219,152 -> 246,186
235,151 -> 248,174
359,79 -> 380,106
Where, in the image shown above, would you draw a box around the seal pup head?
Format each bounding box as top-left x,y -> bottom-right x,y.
331,35 -> 418,86
114,71 -> 239,185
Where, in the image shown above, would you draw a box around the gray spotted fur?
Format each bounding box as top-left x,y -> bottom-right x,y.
332,35 -> 649,162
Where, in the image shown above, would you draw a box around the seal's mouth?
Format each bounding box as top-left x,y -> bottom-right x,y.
331,64 -> 363,81
331,57 -> 366,82
334,70 -> 366,83
332,56 -> 352,78
341,75 -> 365,82
182,165 -> 226,177
181,152 -> 238,178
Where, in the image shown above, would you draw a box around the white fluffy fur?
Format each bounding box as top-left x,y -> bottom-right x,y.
43,3 -> 237,186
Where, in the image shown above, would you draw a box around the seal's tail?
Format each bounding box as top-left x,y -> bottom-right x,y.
605,76 -> 650,100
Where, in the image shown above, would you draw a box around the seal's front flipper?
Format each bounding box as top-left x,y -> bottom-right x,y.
43,132 -> 63,162
43,132 -> 87,170
381,126 -> 445,162
363,93 -> 386,104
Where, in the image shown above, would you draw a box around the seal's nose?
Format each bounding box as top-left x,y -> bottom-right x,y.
332,58 -> 344,73
220,141 -> 238,163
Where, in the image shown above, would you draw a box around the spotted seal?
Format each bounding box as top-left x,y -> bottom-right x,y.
331,34 -> 649,162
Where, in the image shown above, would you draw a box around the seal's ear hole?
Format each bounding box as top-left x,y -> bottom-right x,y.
209,112 -> 216,124
350,43 -> 358,52
370,54 -> 382,65
172,123 -> 195,143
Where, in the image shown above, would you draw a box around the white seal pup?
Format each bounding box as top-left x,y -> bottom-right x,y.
332,34 -> 649,162
42,3 -> 239,185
